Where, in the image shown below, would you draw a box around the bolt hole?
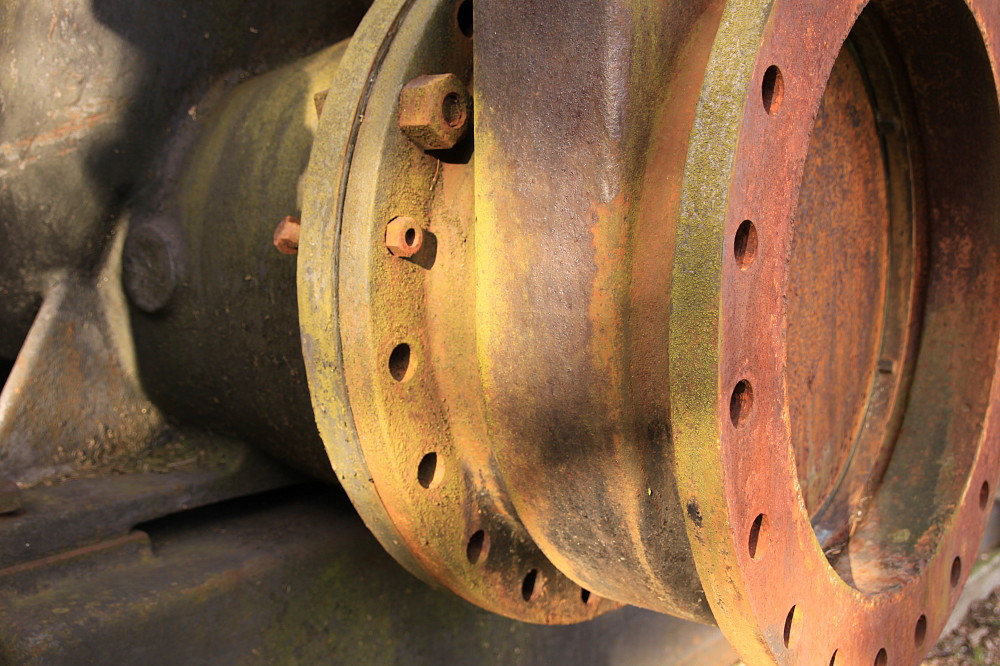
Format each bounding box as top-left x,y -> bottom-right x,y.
874,648 -> 887,666
521,569 -> 539,602
980,480 -> 991,511
734,220 -> 758,269
442,93 -> 465,129
783,606 -> 802,649
950,556 -> 962,588
405,227 -> 416,246
730,380 -> 754,428
581,588 -> 592,604
456,0 -> 474,37
915,615 -> 927,647
466,529 -> 487,564
748,513 -> 768,561
417,452 -> 441,489
762,65 -> 784,115
388,343 -> 412,382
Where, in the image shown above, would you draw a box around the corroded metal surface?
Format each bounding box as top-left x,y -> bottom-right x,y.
0,0 -> 995,661
469,0 -> 1000,662
474,0 -> 722,624
0,0 -> 370,487
301,0 -> 616,624
0,223 -> 165,485
128,41 -> 351,481
788,36 -> 893,522
273,216 -> 302,255
671,0 -> 1000,663
791,12 -> 922,551
398,73 -> 471,150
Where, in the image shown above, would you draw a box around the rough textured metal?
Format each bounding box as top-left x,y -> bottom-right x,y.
473,0 -> 1000,662
0,0 -> 997,662
273,216 -> 302,255
384,216 -> 425,258
475,0 -> 723,624
123,218 -> 183,313
0,0 -> 371,360
790,11 -> 921,550
0,223 -> 165,486
398,73 -> 470,150
0,0 -> 371,487
301,0 -> 617,624
670,1 -> 1000,663
128,41 -> 352,481
788,33 -> 895,527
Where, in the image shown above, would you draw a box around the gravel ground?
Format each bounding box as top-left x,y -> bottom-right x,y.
925,587 -> 1000,665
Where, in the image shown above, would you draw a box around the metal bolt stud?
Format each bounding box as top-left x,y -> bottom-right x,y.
123,218 -> 182,314
273,216 -> 301,255
385,217 -> 424,258
398,73 -> 471,150
0,478 -> 22,515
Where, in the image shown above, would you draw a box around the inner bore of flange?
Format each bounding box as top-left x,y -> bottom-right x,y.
788,0 -> 1000,593
789,10 -> 904,547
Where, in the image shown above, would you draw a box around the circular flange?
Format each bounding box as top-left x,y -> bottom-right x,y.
671,0 -> 1000,663
299,0 -> 616,623
471,0 -> 1000,658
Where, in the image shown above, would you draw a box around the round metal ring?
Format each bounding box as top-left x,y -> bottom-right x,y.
672,0 -> 1000,662
300,0 -> 617,624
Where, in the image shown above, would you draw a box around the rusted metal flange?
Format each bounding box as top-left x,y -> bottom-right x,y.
673,1 -> 1000,662
476,0 -> 1000,662
474,0 -> 726,625
299,0 -> 617,623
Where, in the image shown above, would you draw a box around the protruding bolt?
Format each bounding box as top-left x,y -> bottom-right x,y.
123,218 -> 182,314
274,216 -> 301,255
398,73 -> 470,151
385,217 -> 424,258
314,89 -> 329,117
877,358 -> 897,375
0,478 -> 22,515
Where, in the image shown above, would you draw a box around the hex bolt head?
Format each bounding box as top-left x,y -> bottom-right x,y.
123,218 -> 182,314
0,478 -> 22,515
273,216 -> 301,255
385,217 -> 424,258
398,73 -> 471,151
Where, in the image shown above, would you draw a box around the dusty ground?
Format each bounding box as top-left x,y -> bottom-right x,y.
925,587 -> 1000,665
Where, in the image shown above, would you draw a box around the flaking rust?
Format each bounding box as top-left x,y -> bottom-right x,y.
0,0 -> 997,663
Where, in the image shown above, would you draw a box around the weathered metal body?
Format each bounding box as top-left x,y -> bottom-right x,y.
0,0 -> 998,664
127,39 -> 351,480
0,0 -> 370,487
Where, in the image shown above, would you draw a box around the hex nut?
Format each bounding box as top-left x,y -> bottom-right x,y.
273,216 -> 301,255
385,217 -> 424,258
398,73 -> 470,150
